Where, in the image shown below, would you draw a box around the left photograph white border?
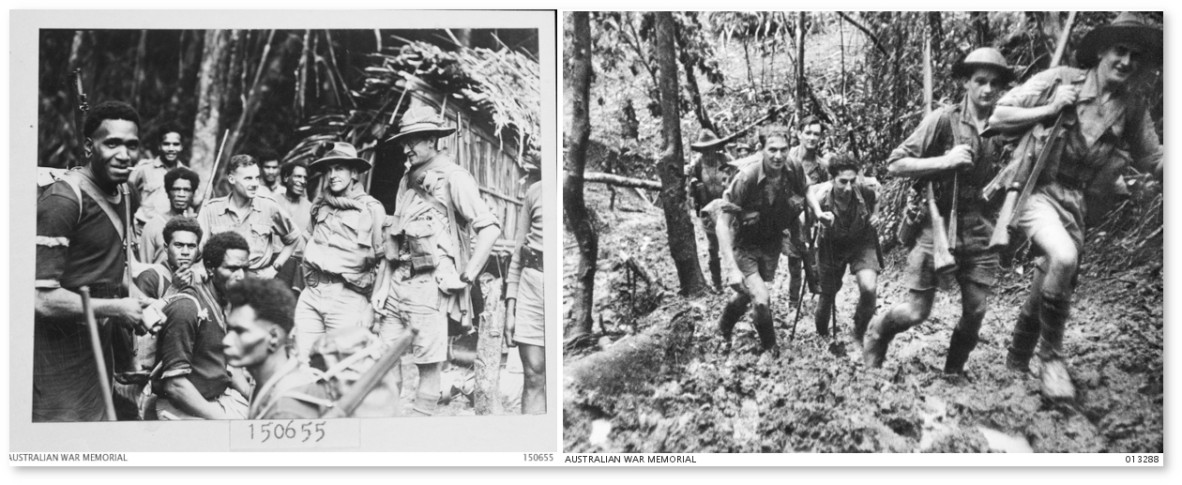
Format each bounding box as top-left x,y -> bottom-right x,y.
8,9 -> 560,457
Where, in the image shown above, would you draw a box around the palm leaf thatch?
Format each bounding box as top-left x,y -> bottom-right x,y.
286,36 -> 540,168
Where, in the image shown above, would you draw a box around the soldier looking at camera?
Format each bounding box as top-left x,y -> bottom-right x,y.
373,105 -> 502,416
714,124 -> 810,358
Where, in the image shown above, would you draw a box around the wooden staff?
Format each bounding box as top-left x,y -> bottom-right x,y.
80,286 -> 118,421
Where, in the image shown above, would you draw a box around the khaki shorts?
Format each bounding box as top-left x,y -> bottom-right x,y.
818,237 -> 880,295
904,227 -> 999,291
513,267 -> 545,347
1016,183 -> 1086,252
378,273 -> 447,365
734,240 -> 781,282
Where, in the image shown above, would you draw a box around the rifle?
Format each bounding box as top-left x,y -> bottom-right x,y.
69,68 -> 90,169
927,182 -> 959,273
320,331 -> 414,418
80,286 -> 118,421
986,12 -> 1077,251
921,33 -> 957,272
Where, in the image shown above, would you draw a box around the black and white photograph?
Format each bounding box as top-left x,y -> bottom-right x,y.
10,9 -> 557,454
562,11 -> 1163,454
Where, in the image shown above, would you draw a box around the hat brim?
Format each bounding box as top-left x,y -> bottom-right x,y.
384,124 -> 458,144
1075,25 -> 1163,67
690,138 -> 729,152
309,156 -> 371,173
951,61 -> 1016,84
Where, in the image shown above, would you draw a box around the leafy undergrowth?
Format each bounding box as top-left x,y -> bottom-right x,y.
563,184 -> 1162,453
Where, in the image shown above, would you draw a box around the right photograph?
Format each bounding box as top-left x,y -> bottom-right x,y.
562,11 -> 1163,453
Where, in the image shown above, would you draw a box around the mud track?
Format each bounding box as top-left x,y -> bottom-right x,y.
564,185 -> 1162,453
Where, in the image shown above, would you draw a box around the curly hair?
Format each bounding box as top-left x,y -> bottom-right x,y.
226,278 -> 297,334
84,101 -> 140,138
163,217 -> 203,245
280,159 -> 308,179
827,153 -> 861,177
164,167 -> 200,194
155,122 -> 184,146
203,231 -> 250,271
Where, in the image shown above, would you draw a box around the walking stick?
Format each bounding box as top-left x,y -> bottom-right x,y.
80,286 -> 118,421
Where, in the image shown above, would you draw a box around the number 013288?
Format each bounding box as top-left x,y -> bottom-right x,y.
230,419 -> 360,450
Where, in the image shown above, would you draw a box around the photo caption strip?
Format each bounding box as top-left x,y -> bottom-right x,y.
6,452 -> 1165,466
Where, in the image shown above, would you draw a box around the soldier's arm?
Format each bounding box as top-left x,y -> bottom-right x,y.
989,69 -> 1075,133
35,188 -> 145,324
886,111 -> 970,178
161,377 -> 226,419
35,288 -> 145,324
1129,108 -> 1164,181
446,170 -> 502,283
268,203 -> 301,272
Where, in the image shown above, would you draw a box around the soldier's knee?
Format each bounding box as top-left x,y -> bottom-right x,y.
859,285 -> 877,302
1045,247 -> 1078,275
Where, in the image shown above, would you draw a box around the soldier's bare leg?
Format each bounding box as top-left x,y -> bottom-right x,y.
945,280 -> 990,375
851,268 -> 878,349
518,343 -> 545,414
863,289 -> 934,368
1028,222 -> 1079,400
745,273 -> 777,353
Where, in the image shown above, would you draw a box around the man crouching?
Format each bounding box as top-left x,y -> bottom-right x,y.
225,278 -> 335,419
715,125 -> 809,358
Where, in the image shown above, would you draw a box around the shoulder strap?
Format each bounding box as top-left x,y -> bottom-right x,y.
61,171 -> 126,240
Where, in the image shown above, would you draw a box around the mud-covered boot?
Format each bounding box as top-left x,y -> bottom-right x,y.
862,314 -> 899,368
1037,294 -> 1074,401
1006,297 -> 1041,372
718,296 -> 747,354
1006,329 -> 1039,373
943,328 -> 979,375
1039,358 -> 1075,402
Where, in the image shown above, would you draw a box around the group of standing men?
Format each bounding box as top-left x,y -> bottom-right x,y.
687,13 -> 1162,401
34,98 -> 548,421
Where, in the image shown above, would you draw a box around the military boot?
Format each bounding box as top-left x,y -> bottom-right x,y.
862,314 -> 900,368
1037,294 -> 1075,401
943,327 -> 979,375
1006,294 -> 1042,372
718,296 -> 747,354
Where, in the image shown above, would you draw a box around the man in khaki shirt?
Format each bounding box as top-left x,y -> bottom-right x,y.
373,106 -> 501,416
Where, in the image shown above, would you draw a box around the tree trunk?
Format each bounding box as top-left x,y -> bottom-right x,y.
680,49 -> 715,133
655,12 -> 709,297
796,12 -> 806,117
742,40 -> 756,90
169,30 -> 204,118
473,274 -> 503,415
580,171 -> 662,190
131,30 -> 148,110
191,29 -> 233,196
563,12 -> 598,346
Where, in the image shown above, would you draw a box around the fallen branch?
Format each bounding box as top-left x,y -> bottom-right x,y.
574,171 -> 663,191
